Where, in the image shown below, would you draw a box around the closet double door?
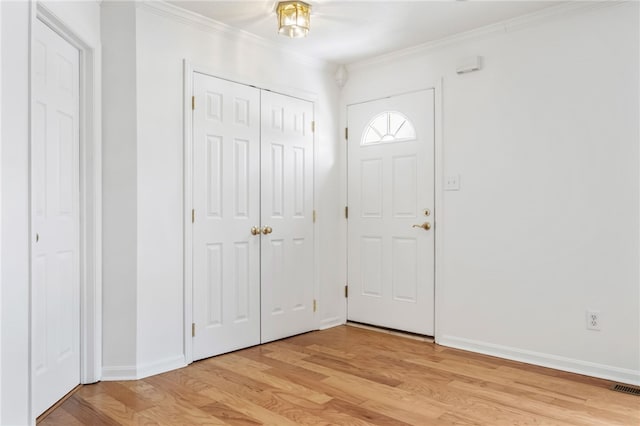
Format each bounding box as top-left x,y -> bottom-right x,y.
192,73 -> 315,360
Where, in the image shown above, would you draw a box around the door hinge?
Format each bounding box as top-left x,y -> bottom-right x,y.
311,121 -> 316,133
345,127 -> 348,140
313,210 -> 317,223
313,299 -> 317,312
192,322 -> 196,337
192,96 -> 195,110
344,285 -> 349,298
192,209 -> 195,223
345,206 -> 348,219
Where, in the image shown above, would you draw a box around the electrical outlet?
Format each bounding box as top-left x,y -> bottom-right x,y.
586,310 -> 601,331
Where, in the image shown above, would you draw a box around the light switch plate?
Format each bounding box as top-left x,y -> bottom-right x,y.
444,175 -> 460,191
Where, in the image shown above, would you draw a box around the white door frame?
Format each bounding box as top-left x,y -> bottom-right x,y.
182,61 -> 319,364
345,81 -> 444,340
29,4 -> 102,420
0,3 -> 3,422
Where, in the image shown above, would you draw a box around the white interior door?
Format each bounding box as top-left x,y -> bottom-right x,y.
192,73 -> 261,360
260,91 -> 315,343
347,89 -> 435,335
32,18 -> 81,416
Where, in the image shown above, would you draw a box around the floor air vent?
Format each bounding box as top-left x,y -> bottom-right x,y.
611,384 -> 640,396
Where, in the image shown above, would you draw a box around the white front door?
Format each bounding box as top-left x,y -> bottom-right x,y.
192,73 -> 261,360
32,19 -> 81,416
347,90 -> 435,335
260,91 -> 315,343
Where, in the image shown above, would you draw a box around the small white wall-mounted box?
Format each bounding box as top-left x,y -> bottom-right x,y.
456,56 -> 482,74
444,175 -> 460,191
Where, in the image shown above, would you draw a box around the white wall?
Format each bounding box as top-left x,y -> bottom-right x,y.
1,2 -> 30,423
1,1 -> 101,422
101,2 -> 139,378
101,2 -> 344,378
343,3 -> 639,384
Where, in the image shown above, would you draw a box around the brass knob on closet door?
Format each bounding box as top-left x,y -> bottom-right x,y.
262,226 -> 273,235
250,226 -> 260,236
412,222 -> 431,231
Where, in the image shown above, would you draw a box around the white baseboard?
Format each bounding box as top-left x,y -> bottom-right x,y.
438,335 -> 640,386
101,365 -> 138,381
136,355 -> 186,380
102,355 -> 186,381
319,316 -> 345,330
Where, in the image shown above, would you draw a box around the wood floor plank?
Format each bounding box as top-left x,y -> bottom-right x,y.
197,386 -> 307,426
37,407 -> 87,426
39,326 -> 640,426
238,347 -> 329,382
58,395 -> 122,426
321,372 -> 448,420
263,364 -> 368,406
192,364 -> 333,426
138,405 -> 228,426
198,401 -> 262,426
436,412 -> 484,426
357,399 -> 451,426
93,381 -> 157,412
232,346 -> 371,405
324,398 -> 411,426
144,373 -> 217,408
209,353 -> 333,404
304,353 -> 404,387
80,393 -> 160,426
446,379 -> 623,426
305,344 -> 357,360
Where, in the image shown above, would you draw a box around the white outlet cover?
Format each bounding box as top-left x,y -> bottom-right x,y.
445,174 -> 460,191
586,310 -> 601,331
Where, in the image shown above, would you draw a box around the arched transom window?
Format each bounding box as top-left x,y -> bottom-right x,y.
361,111 -> 416,145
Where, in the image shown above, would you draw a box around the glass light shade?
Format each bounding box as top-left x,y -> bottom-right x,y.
277,1 -> 311,38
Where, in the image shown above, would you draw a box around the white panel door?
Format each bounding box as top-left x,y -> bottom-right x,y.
32,19 -> 81,416
347,90 -> 435,335
192,73 -> 261,360
260,91 -> 315,343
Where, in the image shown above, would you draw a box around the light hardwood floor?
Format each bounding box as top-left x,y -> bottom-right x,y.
40,326 -> 639,425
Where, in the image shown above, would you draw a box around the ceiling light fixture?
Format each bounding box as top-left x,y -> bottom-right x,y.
276,1 -> 311,38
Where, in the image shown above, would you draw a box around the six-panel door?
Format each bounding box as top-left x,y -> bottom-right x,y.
192,74 -> 316,359
192,73 -> 262,360
32,18 -> 81,416
260,91 -> 315,343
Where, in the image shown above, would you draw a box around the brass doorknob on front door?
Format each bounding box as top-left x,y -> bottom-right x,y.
262,226 -> 273,235
250,226 -> 260,236
412,222 -> 431,231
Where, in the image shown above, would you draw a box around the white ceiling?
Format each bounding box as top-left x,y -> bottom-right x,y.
168,1 -> 563,64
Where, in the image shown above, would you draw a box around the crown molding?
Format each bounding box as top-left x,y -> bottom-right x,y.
348,1 -> 623,71
135,0 -> 333,71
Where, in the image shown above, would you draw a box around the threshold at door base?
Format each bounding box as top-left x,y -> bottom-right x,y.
346,321 -> 434,343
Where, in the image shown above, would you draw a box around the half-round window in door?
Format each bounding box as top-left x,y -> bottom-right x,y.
361,111 -> 417,145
